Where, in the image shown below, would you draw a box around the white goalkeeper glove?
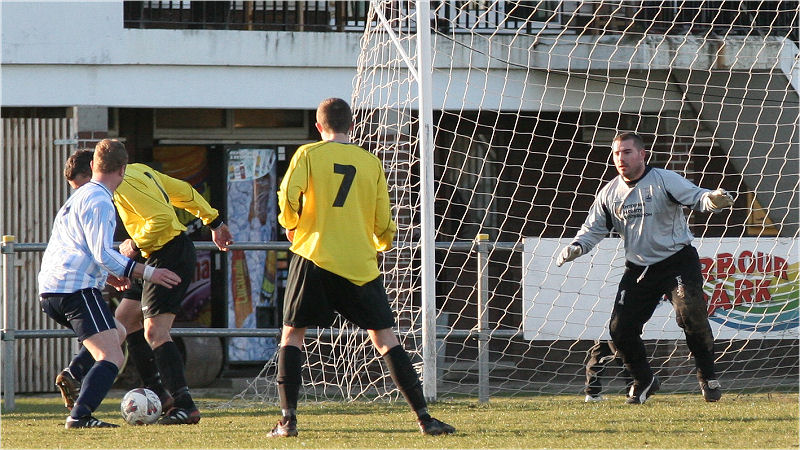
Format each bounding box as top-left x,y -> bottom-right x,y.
556,244 -> 583,267
704,188 -> 734,210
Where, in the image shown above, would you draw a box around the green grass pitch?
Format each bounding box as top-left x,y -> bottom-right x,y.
1,391 -> 797,448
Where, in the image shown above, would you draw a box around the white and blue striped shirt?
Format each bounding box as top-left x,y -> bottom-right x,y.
38,181 -> 135,295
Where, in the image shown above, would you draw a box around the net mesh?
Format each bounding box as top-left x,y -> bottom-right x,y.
233,0 -> 799,405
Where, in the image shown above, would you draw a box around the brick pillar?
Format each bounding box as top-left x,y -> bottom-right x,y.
72,106 -> 109,149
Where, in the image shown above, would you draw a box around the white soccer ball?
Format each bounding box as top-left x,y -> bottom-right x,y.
120,388 -> 162,425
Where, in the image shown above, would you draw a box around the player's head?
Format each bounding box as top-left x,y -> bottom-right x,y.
315,98 -> 353,135
612,132 -> 647,181
93,139 -> 128,173
64,149 -> 94,189
93,139 -> 128,190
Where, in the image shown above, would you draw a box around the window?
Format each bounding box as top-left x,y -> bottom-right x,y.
155,108 -> 226,129
153,108 -> 309,140
233,109 -> 305,128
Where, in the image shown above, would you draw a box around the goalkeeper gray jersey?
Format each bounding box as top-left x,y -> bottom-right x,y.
572,167 -> 716,266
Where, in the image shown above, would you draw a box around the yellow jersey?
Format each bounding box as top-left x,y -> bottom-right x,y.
115,163 -> 220,257
278,141 -> 397,285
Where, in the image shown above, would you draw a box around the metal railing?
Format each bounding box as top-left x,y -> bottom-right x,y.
1,235 -> 498,410
121,0 -> 559,32
121,1 -> 798,42
123,1 -> 367,32
0,238 -> 288,410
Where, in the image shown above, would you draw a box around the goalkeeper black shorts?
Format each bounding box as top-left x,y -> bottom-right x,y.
283,252 -> 395,330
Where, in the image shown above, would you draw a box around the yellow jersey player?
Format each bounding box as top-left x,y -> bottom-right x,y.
267,98 -> 455,437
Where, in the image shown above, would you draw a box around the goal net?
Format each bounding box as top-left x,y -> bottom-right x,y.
234,0 -> 799,405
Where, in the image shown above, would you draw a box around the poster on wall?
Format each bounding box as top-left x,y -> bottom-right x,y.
522,237 -> 798,341
226,148 -> 279,362
153,146 -> 214,326
176,250 -> 212,325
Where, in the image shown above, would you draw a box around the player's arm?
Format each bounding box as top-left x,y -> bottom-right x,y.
154,170 -> 233,250
556,197 -> 611,266
129,261 -> 181,288
119,238 -> 139,258
661,170 -> 734,213
208,220 -> 233,251
373,169 -> 397,252
106,273 -> 131,291
277,151 -> 309,232
84,201 -> 136,279
702,188 -> 734,211
155,170 -> 217,223
84,201 -> 179,288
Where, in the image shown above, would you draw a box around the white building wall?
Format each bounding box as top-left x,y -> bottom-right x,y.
1,2 -> 361,108
5,2 -> 786,112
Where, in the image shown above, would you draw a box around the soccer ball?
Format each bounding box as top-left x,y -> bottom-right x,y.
120,388 -> 162,425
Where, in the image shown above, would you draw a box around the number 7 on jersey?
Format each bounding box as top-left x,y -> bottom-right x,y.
333,163 -> 356,207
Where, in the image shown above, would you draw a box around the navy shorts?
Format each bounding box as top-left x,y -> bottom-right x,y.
141,233 -> 196,319
283,253 -> 395,330
40,288 -> 117,343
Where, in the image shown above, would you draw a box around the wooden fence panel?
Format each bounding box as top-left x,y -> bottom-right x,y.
2,117 -> 76,393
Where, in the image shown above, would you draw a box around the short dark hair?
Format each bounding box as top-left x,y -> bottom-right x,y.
64,149 -> 94,181
613,132 -> 645,149
316,98 -> 353,134
93,139 -> 128,173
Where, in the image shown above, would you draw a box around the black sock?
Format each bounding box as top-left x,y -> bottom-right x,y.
70,360 -> 118,419
277,345 -> 303,418
153,341 -> 195,410
68,346 -> 95,382
126,329 -> 168,399
383,345 -> 428,419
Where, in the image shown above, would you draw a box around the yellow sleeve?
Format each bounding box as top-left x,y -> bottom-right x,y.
373,169 -> 397,252
277,150 -> 309,231
154,170 -> 219,225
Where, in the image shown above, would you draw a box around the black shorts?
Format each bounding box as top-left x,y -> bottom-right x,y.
121,255 -> 146,301
141,233 -> 196,319
40,288 -> 117,343
618,244 -> 704,305
283,253 -> 395,330
122,279 -> 143,301
612,245 -> 706,334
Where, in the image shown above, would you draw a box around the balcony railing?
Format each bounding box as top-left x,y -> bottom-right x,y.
574,1 -> 798,41
122,1 -> 798,42
123,1 -> 367,31
121,1 -> 565,33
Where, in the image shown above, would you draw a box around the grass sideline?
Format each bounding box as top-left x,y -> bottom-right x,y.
0,391 -> 797,449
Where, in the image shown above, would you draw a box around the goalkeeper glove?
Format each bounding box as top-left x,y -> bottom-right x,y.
556,244 -> 583,267
705,189 -> 734,210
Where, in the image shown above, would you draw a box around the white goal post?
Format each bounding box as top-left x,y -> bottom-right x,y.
236,0 -> 799,405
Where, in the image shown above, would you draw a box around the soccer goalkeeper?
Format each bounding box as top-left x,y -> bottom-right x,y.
556,132 -> 734,404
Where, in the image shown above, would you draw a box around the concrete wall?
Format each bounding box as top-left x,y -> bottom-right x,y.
4,2 -> 790,111
1,2 -> 360,108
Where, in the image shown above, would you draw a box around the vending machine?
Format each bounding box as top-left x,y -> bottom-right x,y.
225,148 -> 279,362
